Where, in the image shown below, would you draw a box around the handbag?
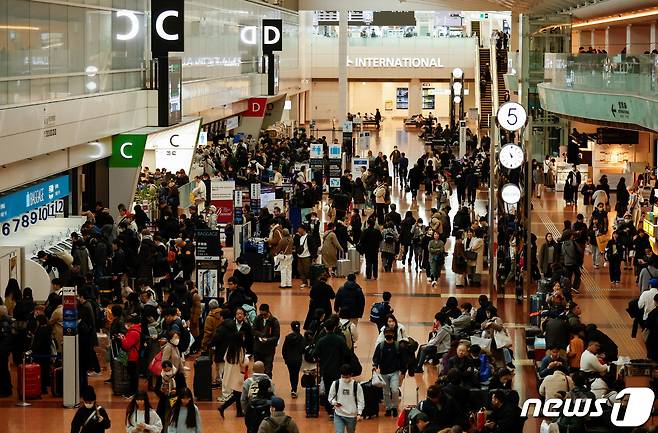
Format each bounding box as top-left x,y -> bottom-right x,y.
494,330 -> 513,348
464,250 -> 478,261
149,350 -> 164,376
470,335 -> 492,352
371,370 -> 386,388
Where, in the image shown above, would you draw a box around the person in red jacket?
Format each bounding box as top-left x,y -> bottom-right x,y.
121,315 -> 142,396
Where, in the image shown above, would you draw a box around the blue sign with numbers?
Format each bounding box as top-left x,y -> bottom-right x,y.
0,175 -> 69,223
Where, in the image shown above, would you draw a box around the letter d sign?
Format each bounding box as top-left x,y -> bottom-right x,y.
262,19 -> 282,53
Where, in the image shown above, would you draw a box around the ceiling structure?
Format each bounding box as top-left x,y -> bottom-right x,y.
298,0 -> 654,17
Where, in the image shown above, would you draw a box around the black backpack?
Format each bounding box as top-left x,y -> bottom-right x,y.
245,398 -> 271,433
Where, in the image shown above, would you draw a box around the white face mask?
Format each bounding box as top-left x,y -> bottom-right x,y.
171,337 -> 180,346
84,403 -> 94,409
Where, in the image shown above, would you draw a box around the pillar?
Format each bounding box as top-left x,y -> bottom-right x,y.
590,30 -> 595,48
337,11 -> 348,124
408,79 -> 422,114
605,27 -> 610,53
510,12 -> 519,53
626,24 -> 632,53
651,21 -> 656,52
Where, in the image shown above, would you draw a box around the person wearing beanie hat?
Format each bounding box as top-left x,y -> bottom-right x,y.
201,299 -> 223,355
256,396 -> 300,433
70,385 -> 111,433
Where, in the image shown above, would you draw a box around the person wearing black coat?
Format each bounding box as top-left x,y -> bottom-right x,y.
211,310 -> 237,365
303,274 -> 335,330
225,278 -> 249,313
584,323 -> 618,362
31,315 -> 53,393
333,274 -> 365,321
70,386 -> 111,433
282,321 -> 305,397
334,220 -> 350,252
0,307 -> 13,397
453,207 -> 471,235
615,178 -> 629,215
360,219 -> 384,279
232,259 -> 254,292
486,390 -> 523,433
400,212 -> 415,266
408,164 -> 424,200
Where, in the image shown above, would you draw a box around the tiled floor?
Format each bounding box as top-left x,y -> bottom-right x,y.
1,119 -> 644,433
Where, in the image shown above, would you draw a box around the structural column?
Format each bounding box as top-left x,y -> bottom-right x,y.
605,27 -> 610,53
337,11 -> 348,124
651,21 -> 656,52
408,79 -> 422,115
590,30 -> 595,48
626,24 -> 632,53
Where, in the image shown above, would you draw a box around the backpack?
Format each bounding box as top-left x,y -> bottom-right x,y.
245,398 -> 271,433
303,343 -> 317,363
369,302 -> 388,324
384,231 -> 396,244
241,304 -> 257,326
263,416 -> 293,433
478,353 -> 493,382
340,321 -> 354,350
332,380 -> 358,408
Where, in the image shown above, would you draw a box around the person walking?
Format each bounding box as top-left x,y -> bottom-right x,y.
217,333 -> 246,418
334,274 -> 366,325
328,364 -> 364,432
312,318 -> 351,416
615,178 -> 629,216
372,328 -> 403,417
167,388 -> 202,433
452,232 -> 468,287
321,223 -> 344,277
272,228 -> 294,289
427,231 -> 445,287
294,225 -> 313,288
538,233 -> 559,278
125,393 -> 163,433
252,304 -> 280,377
256,397 -> 300,433
565,165 -> 581,206
562,231 -> 583,292
605,231 -> 625,285
70,386 -> 111,433
380,222 -> 398,273
360,219 -> 383,280
581,179 -> 596,216
282,321 -> 305,398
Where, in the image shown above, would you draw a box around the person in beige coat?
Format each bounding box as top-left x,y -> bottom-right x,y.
466,229 -> 485,276
161,332 -> 184,374
187,281 -> 202,341
49,303 -> 64,353
320,223 -> 344,275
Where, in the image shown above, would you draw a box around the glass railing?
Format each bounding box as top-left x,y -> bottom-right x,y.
543,53 -> 658,97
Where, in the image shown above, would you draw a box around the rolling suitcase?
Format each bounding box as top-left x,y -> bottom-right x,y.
193,355 -> 213,401
51,366 -> 63,397
309,264 -> 326,286
336,251 -> 351,278
305,385 -> 320,418
529,295 -> 542,326
347,247 -> 360,273
360,380 -> 382,419
18,363 -> 41,399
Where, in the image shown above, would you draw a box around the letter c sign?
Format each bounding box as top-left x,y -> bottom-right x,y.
120,142 -> 133,159
151,0 -> 184,55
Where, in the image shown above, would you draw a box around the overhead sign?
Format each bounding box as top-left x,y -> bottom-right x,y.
310,143 -> 323,159
329,144 -> 342,159
1,199 -> 64,236
244,98 -> 268,117
151,0 -> 184,55
262,19 -> 283,53
0,175 -> 69,223
347,57 -> 445,68
110,134 -> 147,167
226,116 -> 239,130
195,229 -> 222,260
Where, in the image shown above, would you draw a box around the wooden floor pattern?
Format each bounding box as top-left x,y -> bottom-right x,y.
0,120 -> 645,433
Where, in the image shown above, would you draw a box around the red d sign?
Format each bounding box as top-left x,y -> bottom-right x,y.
244,97 -> 268,117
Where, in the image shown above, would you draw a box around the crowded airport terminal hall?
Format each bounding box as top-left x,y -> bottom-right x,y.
3,0 -> 658,432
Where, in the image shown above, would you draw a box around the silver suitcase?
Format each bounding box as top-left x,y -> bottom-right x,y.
348,247 -> 360,273
336,259 -> 351,277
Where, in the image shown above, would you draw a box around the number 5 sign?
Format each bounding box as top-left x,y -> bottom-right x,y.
496,101 -> 527,132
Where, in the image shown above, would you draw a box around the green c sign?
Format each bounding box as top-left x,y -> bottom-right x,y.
110,134 -> 147,167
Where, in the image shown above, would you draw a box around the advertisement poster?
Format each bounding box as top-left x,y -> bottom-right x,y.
210,180 -> 235,223
197,266 -> 219,298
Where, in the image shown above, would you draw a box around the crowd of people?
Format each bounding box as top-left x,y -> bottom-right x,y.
0,120 -> 652,433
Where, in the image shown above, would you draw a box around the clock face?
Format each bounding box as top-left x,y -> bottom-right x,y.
501,183 -> 522,204
499,144 -> 524,169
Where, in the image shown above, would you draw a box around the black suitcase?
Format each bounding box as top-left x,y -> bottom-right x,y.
112,358 -> 131,396
360,380 -> 382,419
529,294 -> 543,326
193,355 -> 213,401
51,366 -> 63,397
261,261 -> 275,282
305,385 -> 320,418
309,264 -> 326,286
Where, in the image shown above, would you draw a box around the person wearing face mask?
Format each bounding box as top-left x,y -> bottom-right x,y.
70,386 -> 111,433
121,315 -> 142,396
162,331 -> 186,389
538,233 -> 559,278
372,329 -> 403,417
125,393 -> 162,433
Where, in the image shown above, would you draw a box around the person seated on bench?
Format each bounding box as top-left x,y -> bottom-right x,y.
415,313 -> 451,373
579,340 -> 610,376
538,347 -> 568,378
